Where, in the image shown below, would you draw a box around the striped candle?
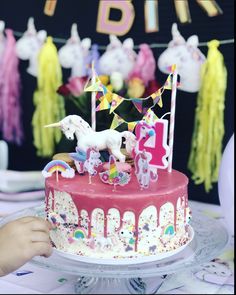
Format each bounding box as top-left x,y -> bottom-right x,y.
91,61 -> 96,131
168,66 -> 178,173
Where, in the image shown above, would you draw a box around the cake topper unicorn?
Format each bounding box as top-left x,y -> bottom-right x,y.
45,115 -> 137,163
70,147 -> 102,184
98,35 -> 137,80
157,23 -> 205,93
134,150 -> 158,189
16,17 -> 47,77
58,23 -> 91,78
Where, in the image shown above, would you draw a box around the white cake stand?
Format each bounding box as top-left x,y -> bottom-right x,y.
0,202 -> 229,294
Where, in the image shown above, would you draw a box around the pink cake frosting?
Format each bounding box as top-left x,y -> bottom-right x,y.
45,168 -> 192,259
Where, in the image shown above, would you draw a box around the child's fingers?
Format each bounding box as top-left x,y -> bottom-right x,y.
29,219 -> 51,233
30,231 -> 51,243
19,217 -> 54,231
31,241 -> 53,258
17,216 -> 38,224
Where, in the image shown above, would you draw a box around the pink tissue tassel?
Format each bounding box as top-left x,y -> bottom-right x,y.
0,29 -> 23,145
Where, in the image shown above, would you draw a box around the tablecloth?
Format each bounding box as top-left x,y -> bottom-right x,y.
0,199 -> 234,294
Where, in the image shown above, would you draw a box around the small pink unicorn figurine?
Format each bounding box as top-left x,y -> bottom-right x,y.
70,147 -> 101,177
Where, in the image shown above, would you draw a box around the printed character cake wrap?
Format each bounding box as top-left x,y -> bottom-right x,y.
44,65 -> 193,260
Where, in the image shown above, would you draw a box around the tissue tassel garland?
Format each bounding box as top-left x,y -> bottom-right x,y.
0,29 -> 23,145
188,40 -> 227,192
32,36 -> 65,157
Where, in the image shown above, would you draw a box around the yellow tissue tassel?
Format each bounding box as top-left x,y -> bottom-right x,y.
188,40 -> 227,192
32,37 -> 65,157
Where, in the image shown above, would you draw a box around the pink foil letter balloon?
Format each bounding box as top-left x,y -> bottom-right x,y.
96,0 -> 135,36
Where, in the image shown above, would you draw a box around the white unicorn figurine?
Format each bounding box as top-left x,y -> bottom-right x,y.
16,17 -> 47,77
45,115 -> 136,163
58,23 -> 91,78
157,23 -> 205,93
98,35 -> 137,80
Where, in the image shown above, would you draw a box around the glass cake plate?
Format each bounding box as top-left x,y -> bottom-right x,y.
0,202 -> 229,294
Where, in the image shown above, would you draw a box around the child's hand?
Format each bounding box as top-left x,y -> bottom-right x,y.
0,216 -> 53,276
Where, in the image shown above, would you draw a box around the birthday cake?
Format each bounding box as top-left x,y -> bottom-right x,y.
43,113 -> 192,260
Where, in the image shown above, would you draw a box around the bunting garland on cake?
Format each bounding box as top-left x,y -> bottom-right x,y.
110,113 -> 125,129
143,109 -> 159,124
109,93 -> 124,113
83,68 -> 177,131
96,96 -> 110,111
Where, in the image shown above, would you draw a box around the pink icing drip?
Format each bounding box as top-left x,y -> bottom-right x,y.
88,211 -> 92,238
184,195 -> 187,223
78,211 -> 82,227
104,210 -> 108,237
45,169 -> 188,251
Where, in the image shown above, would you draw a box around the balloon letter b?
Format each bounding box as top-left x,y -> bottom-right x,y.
96,0 -> 135,36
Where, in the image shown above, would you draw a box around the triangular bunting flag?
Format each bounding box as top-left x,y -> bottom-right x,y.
143,109 -> 158,124
164,75 -> 172,90
96,97 -> 110,111
109,94 -> 124,114
110,114 -> 124,129
132,99 -> 143,113
127,121 -> 138,132
101,84 -> 108,95
102,92 -> 113,103
96,92 -> 103,100
84,81 -> 104,92
157,96 -> 163,107
171,64 -> 177,72
151,89 -> 163,108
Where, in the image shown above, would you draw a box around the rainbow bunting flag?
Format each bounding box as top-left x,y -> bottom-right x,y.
110,94 -> 124,114
96,97 -> 110,111
110,114 -> 124,129
132,99 -> 143,113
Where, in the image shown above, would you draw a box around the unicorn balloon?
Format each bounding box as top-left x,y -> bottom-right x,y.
98,35 -> 137,80
58,23 -> 91,78
45,115 -> 137,163
16,17 -> 47,77
158,23 -> 205,93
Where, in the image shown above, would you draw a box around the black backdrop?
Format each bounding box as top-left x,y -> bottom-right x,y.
0,0 -> 234,204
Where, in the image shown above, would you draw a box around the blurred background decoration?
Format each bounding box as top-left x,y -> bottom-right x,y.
0,0 -> 234,204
